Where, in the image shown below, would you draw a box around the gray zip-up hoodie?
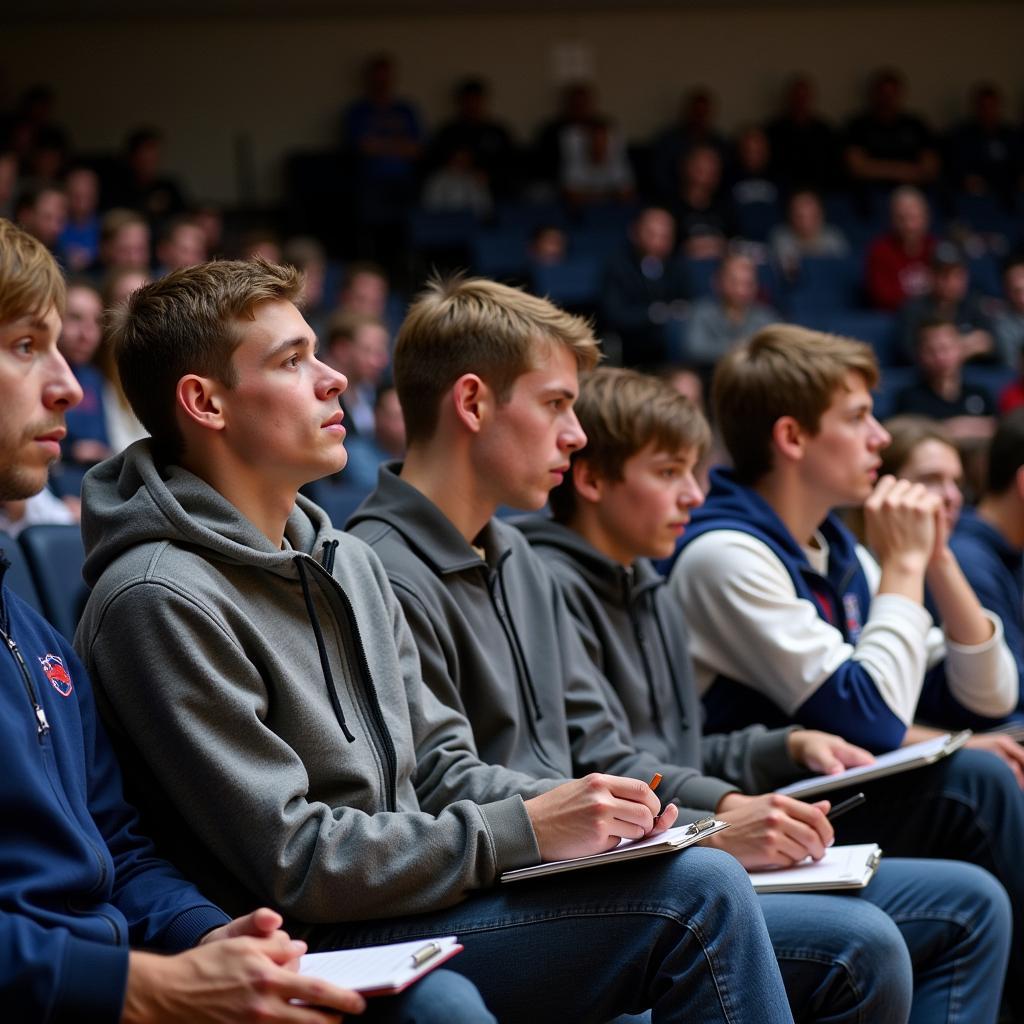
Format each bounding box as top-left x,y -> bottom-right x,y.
73,442 -> 549,931
347,464 -> 739,818
518,516 -> 808,798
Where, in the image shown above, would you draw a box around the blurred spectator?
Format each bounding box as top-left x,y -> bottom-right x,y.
0,149 -> 17,218
58,280 -> 112,468
107,127 -> 186,225
532,81 -> 597,191
946,83 -> 1021,205
879,416 -> 964,531
684,252 -> 778,369
95,270 -> 150,453
194,202 -> 225,258
898,242 -> 994,362
342,54 -> 422,261
4,85 -> 67,164
341,382 -> 407,490
15,184 -> 67,255
561,116 -> 635,208
422,146 -> 493,217
22,125 -> 68,191
866,186 -> 936,310
652,87 -> 727,202
283,235 -> 331,340
727,124 -> 781,240
327,311 -> 390,438
428,77 -> 516,198
660,364 -> 705,412
844,69 -> 940,187
95,208 -> 151,275
0,486 -> 77,537
766,75 -> 838,191
155,214 -> 207,275
58,165 -> 101,272
769,189 -> 849,279
892,317 -> 995,441
528,224 -> 568,267
338,260 -> 390,320
238,228 -> 281,264
671,143 -> 733,260
600,206 -> 688,367
993,257 -> 1024,372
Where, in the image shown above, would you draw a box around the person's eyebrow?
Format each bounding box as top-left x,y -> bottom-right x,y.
263,334 -> 312,364
540,385 -> 576,401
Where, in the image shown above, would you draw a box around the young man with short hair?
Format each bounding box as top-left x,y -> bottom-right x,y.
348,279 -> 1012,1023
0,218 -> 368,1023
524,365 -> 1014,1023
75,258 -> 794,1024
672,322 -> 1024,1014
951,409 -> 1024,715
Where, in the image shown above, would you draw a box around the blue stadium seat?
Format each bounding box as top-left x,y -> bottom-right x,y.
963,364 -> 1018,400
304,480 -> 375,530
783,253 -> 863,315
567,225 -> 623,261
18,525 -> 88,641
472,229 -> 529,279
954,193 -> 1019,239
799,310 -> 900,367
0,531 -> 44,616
686,259 -> 719,300
735,199 -> 783,243
872,366 -> 917,421
578,202 -> 638,231
532,257 -> 604,309
967,252 -> 1004,298
409,209 -> 480,250
494,200 -> 566,232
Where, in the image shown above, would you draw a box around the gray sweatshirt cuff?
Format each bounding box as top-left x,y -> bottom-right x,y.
672,775 -> 739,815
478,795 -> 542,873
747,726 -> 807,791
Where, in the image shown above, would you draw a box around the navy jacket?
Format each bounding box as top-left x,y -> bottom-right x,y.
0,556 -> 227,1022
679,467 -> 909,752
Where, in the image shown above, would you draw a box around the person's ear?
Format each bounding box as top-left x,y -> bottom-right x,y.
450,373 -> 489,434
771,414 -> 807,465
176,374 -> 226,433
572,458 -> 604,504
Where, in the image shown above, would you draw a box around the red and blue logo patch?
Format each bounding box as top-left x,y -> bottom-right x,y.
38,654 -> 73,697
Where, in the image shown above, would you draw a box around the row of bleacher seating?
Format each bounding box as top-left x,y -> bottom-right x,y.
2,526 -> 87,642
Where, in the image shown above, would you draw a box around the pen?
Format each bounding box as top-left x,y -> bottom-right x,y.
826,792 -> 866,823
648,773 -> 664,826
411,942 -> 442,967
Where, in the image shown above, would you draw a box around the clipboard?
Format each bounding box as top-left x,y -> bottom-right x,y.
500,816 -> 729,883
776,731 -> 971,800
299,936 -> 463,996
748,843 -> 883,893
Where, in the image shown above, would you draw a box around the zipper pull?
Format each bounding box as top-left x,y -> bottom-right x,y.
34,703 -> 50,739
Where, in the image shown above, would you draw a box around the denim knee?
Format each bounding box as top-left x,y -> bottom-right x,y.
378,969 -> 497,1024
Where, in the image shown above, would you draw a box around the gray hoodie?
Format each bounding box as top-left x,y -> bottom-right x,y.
347,464 -> 739,818
74,441 -> 549,931
518,516 -> 807,798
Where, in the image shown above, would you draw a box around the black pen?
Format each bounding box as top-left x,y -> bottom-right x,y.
826,792 -> 866,822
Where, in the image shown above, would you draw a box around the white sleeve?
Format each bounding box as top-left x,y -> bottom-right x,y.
672,532 -> 932,724
930,611 -> 1019,717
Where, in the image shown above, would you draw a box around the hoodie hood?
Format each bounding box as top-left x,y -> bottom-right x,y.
682,466 -> 861,578
517,515 -> 663,607
81,440 -> 333,587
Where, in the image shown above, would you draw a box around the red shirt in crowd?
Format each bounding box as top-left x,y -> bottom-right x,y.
865,233 -> 936,311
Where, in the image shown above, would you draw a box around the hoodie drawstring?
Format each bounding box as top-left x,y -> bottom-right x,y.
320,539 -> 339,574
295,556 -> 356,743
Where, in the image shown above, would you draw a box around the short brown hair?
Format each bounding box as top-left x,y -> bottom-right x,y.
394,275 -> 600,444
549,367 -> 710,523
99,207 -> 147,247
109,258 -> 302,464
879,415 -> 955,479
0,217 -> 65,322
713,323 -> 879,484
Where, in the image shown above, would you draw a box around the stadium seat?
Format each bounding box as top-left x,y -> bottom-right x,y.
783,254 -> 863,315
409,209 -> 480,250
472,229 -> 529,280
797,309 -> 900,367
18,525 -> 88,641
735,199 -> 782,243
0,531 -> 44,616
532,257 -> 604,310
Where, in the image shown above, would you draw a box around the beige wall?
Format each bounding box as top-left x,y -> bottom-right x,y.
4,2 -> 1022,202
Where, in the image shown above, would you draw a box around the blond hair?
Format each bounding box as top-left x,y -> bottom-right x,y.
0,217 -> 65,322
713,323 -> 879,483
109,258 -> 303,464
394,274 -> 600,443
549,367 -> 710,522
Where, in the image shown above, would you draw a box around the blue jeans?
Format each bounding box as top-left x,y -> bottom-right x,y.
763,858 -> 1010,1024
311,846 -> 795,1023
363,969 -> 496,1023
832,748 -> 1024,1016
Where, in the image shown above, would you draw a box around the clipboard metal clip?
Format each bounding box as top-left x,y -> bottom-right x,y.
686,816 -> 718,837
410,942 -> 442,968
